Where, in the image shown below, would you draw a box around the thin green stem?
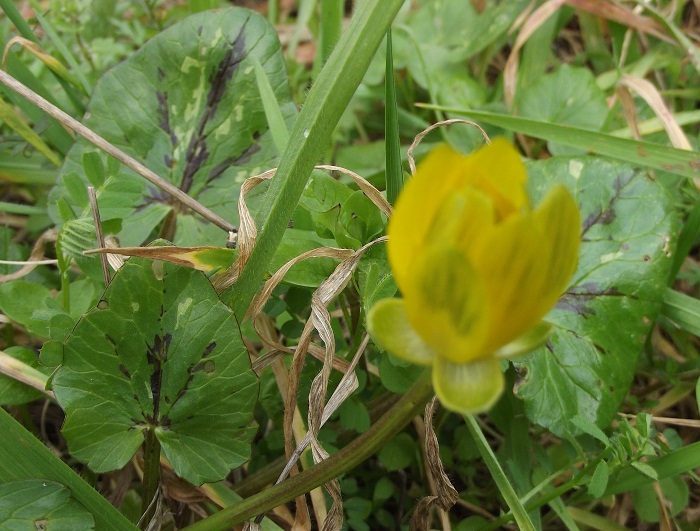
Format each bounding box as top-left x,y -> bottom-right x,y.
479,446 -> 614,530
267,0 -> 278,24
140,428 -> 161,529
464,414 -> 536,531
183,370 -> 434,531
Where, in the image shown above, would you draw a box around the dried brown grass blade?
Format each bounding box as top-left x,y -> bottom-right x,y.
0,228 -> 57,284
618,74 -> 692,150
504,0 -> 567,110
409,496 -> 439,531
406,119 -> 490,174
315,165 -> 393,217
0,349 -> 54,398
0,69 -> 236,233
615,85 -> 643,141
423,398 -> 459,511
565,0 -> 672,44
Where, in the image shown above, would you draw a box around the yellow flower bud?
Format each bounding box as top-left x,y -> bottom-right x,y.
369,139 -> 580,414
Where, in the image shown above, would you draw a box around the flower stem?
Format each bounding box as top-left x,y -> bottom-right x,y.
183,370 -> 434,531
464,414 -> 536,531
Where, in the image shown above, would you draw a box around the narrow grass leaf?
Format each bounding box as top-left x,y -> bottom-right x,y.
320,0 -> 343,64
419,106 -> 700,180
465,414 -> 536,531
0,0 -> 38,43
226,0 -> 406,319
27,0 -> 92,96
0,95 -> 61,166
661,288 -> 700,337
385,29 -> 403,205
252,55 -> 289,154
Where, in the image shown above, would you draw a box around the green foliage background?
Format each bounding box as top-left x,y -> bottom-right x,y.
0,1 -> 699,530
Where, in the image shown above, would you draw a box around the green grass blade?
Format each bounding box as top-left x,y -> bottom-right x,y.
225,0 -> 406,319
385,29 -> 403,205
0,408 -> 138,530
1,54 -> 74,155
464,414 -> 536,531
661,288 -> 700,336
0,0 -> 38,43
320,0 -> 343,64
669,198 -> 700,283
0,95 -> 61,166
0,150 -> 58,185
251,56 -> 289,154
418,106 -> 700,180
288,0 -> 317,59
27,0 -> 90,108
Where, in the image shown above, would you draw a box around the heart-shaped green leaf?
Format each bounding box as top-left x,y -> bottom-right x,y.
49,8 -> 295,248
515,158 -> 678,438
52,249 -> 258,485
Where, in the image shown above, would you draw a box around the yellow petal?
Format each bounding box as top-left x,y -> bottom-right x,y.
367,298 -> 435,365
403,245 -> 490,364
388,145 -> 466,292
461,137 -> 529,220
469,185 -> 580,352
532,185 -> 581,297
388,139 -> 528,292
432,356 -> 504,414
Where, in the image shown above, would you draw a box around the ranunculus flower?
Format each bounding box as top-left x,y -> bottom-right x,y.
368,138 -> 580,414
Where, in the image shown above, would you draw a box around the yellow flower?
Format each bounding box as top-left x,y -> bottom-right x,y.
368,139 -> 580,414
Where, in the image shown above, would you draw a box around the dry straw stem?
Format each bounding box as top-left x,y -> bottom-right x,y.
278,241 -> 384,529
406,119 -> 490,175
617,413 -> 700,429
3,36 -> 81,91
423,398 -> 459,512
411,398 -> 457,530
0,349 -> 54,398
0,227 -> 57,283
88,186 -> 111,287
617,74 -> 692,151
272,335 -> 372,488
254,329 -> 323,527
315,165 -> 393,217
226,161 -> 392,528
504,0 -> 674,111
0,69 -> 236,234
219,163 -> 392,294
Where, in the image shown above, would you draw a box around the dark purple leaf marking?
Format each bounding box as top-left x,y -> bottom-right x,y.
145,332 -> 172,423
180,23 -> 249,194
581,171 -> 635,235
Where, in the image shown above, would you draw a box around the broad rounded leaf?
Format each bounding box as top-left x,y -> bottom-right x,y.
0,480 -> 95,530
52,252 -> 258,485
49,8 -> 295,247
518,65 -> 609,156
514,158 -> 678,437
